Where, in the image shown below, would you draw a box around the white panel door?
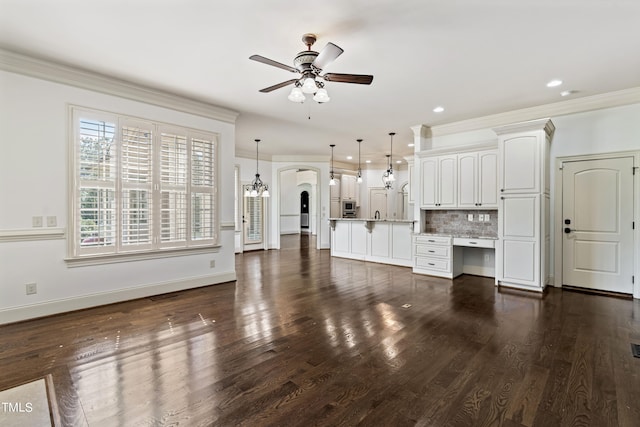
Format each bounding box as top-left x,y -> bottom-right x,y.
562,157 -> 634,293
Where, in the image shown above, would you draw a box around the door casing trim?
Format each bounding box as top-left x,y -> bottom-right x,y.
553,150 -> 640,299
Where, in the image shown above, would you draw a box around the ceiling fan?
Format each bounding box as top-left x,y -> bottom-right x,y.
249,33 -> 374,103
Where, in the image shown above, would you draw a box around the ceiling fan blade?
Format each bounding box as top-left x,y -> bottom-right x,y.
312,42 -> 344,71
259,79 -> 298,93
249,55 -> 298,73
322,73 -> 374,85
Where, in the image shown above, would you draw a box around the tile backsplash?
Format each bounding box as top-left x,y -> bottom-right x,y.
423,210 -> 498,237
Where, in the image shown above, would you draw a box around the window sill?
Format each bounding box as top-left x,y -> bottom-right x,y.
65,244 -> 221,267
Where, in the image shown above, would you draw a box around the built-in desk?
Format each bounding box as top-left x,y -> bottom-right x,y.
413,233 -> 497,280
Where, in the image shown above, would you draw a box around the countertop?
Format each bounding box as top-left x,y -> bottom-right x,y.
414,232 -> 498,240
329,218 -> 416,223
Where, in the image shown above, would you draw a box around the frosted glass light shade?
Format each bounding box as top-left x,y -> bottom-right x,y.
313,88 -> 330,103
301,77 -> 317,94
288,87 -> 306,103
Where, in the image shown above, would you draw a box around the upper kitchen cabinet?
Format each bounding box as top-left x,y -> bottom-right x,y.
457,149 -> 498,209
341,174 -> 358,202
420,154 -> 457,209
497,120 -> 555,195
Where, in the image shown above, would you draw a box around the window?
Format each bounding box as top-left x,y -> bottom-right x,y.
71,107 -> 218,258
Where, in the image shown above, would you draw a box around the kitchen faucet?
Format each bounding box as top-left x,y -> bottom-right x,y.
374,210 -> 380,219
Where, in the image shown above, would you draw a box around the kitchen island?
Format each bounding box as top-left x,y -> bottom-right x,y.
329,218 -> 416,267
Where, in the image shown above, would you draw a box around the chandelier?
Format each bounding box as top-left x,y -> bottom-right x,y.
244,139 -> 270,198
329,144 -> 337,185
382,132 -> 396,189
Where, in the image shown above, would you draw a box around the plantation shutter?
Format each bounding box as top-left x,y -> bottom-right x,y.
190,132 -> 216,243
71,107 -> 219,258
76,112 -> 118,255
158,127 -> 188,247
120,120 -> 154,250
244,196 -> 263,244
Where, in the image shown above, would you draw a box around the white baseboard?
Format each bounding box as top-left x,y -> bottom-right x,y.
0,271 -> 236,325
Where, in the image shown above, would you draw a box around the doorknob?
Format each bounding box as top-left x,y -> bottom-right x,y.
564,227 -> 573,234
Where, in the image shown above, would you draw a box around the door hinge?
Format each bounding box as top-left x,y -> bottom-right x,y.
633,275 -> 635,284
633,166 -> 638,175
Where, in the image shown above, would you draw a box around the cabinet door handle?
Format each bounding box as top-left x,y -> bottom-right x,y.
428,239 -> 435,242
428,250 -> 435,253
428,263 -> 435,266
500,189 -> 504,192
469,242 -> 477,244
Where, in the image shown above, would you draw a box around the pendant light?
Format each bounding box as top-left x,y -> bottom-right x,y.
382,132 -> 396,189
329,144 -> 337,186
244,139 -> 270,197
356,139 -> 363,183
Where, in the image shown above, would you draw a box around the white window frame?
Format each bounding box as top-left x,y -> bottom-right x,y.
67,106 -> 219,265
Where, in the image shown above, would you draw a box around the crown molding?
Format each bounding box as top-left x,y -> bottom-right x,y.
430,87 -> 640,137
0,48 -> 239,123
493,118 -> 555,137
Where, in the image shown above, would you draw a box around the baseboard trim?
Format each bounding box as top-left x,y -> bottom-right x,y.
0,271 -> 236,325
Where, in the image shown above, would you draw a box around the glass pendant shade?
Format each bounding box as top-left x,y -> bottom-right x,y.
288,87 -> 306,103
301,77 -> 317,94
313,88 -> 330,103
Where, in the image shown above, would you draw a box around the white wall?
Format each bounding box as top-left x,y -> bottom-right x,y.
280,169 -> 299,234
0,70 -> 237,324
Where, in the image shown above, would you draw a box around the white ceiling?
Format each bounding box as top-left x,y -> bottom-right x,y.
1,0 -> 639,166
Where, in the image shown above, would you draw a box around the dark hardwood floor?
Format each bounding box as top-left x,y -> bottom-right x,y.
1,234 -> 639,426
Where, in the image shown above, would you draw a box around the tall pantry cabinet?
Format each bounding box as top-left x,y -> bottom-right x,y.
494,119 -> 555,292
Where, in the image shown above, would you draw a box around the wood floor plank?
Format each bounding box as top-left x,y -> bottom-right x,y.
0,235 -> 638,426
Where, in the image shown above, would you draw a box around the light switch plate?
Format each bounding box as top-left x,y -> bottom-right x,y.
467,214 -> 473,221
484,214 -> 490,222
478,214 -> 485,222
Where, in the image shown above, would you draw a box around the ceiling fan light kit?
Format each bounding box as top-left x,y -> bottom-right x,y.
250,33 -> 373,104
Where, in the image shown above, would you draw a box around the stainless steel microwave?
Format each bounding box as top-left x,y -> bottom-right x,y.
343,200 -> 356,212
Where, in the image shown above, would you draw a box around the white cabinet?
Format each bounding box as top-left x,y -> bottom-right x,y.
341,174 -> 357,202
330,176 -> 341,199
413,234 -> 463,278
420,154 -> 457,208
330,220 -> 414,267
407,159 -> 415,204
330,175 -> 341,218
457,150 -> 498,209
494,119 -> 554,292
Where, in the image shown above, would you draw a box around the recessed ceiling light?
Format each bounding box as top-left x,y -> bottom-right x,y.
396,160 -> 402,164
546,79 -> 563,87
560,90 -> 576,97
365,160 -> 371,164
408,143 -> 414,147
347,156 -> 353,160
433,106 -> 444,113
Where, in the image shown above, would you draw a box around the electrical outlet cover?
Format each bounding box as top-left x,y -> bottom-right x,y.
484,214 -> 490,222
467,214 -> 473,221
